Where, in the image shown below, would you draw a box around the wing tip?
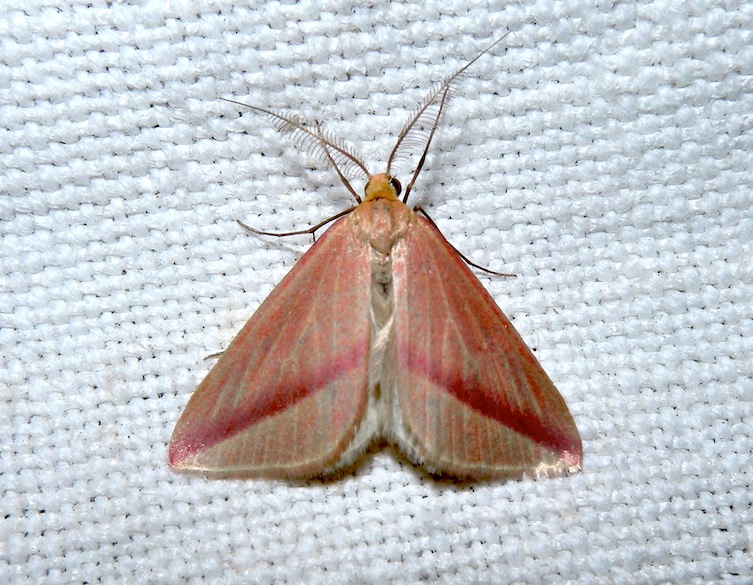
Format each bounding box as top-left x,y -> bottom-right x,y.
167,435 -> 195,469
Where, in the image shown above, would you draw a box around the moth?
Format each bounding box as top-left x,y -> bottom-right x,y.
169,35 -> 582,480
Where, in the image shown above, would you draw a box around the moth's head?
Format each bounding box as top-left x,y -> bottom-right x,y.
364,173 -> 402,203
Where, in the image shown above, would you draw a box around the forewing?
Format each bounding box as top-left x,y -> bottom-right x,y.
169,217 -> 373,478
391,217 -> 582,479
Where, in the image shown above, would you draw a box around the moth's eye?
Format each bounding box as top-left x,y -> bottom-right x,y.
390,177 -> 402,196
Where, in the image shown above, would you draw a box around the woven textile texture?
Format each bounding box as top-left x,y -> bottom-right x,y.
2,1 -> 752,583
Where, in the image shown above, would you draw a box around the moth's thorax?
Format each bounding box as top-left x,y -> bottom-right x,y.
353,197 -> 413,256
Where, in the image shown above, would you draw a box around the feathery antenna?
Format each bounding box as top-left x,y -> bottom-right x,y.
386,32 -> 512,202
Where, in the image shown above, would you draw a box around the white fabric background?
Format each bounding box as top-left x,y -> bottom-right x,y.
2,0 -> 752,583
